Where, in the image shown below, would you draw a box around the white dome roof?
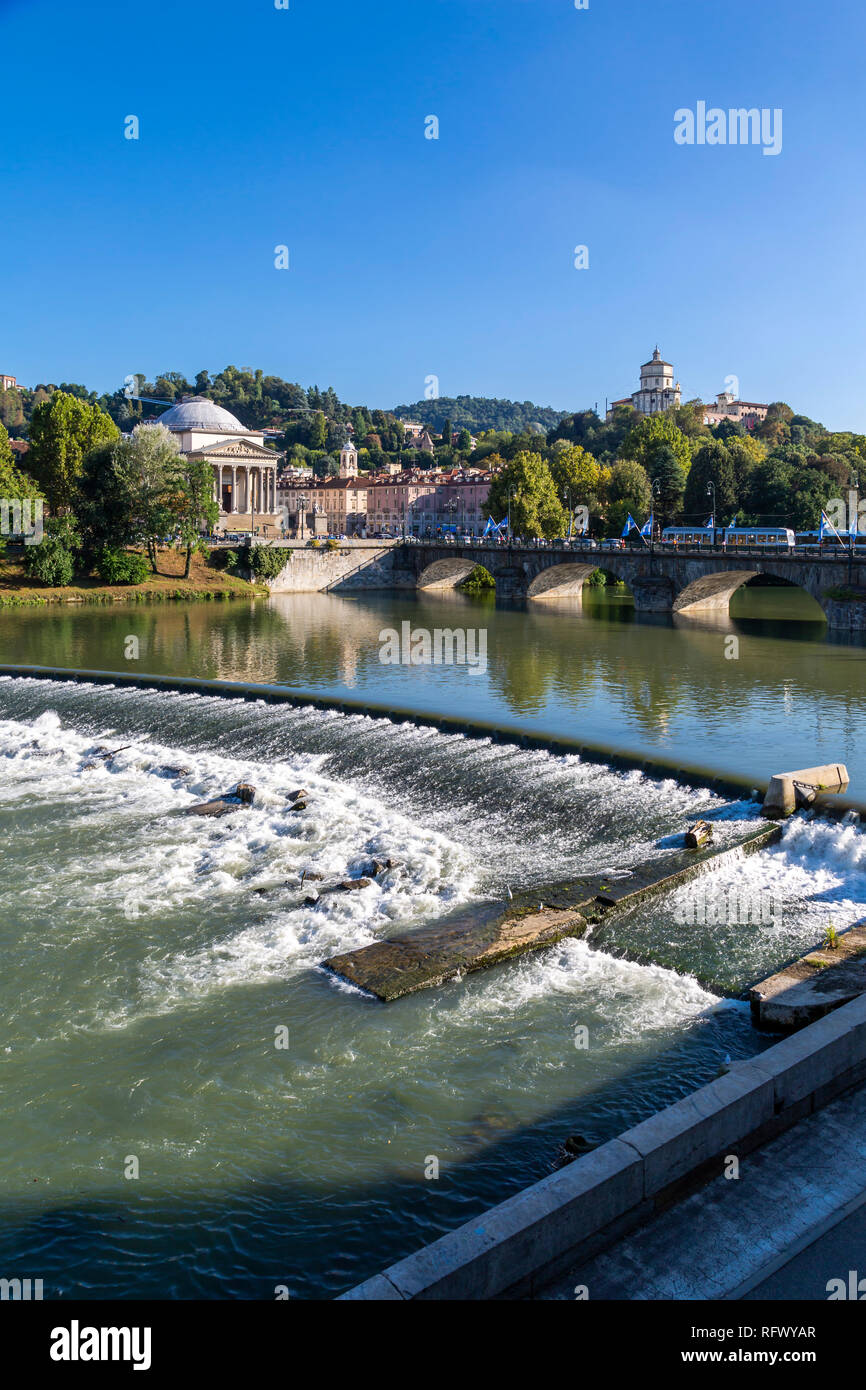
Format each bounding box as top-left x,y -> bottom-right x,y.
157,396 -> 247,432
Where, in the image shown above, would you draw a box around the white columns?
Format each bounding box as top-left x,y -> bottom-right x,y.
231,466 -> 238,514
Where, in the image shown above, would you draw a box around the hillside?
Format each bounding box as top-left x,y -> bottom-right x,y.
390,395 -> 569,435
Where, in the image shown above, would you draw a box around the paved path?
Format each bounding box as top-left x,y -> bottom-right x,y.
535,1081 -> 866,1300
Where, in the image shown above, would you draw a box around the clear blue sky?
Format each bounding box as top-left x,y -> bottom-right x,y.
2,0 -> 864,427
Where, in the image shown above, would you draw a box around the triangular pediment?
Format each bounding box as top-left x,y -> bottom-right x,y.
189,438 -> 278,460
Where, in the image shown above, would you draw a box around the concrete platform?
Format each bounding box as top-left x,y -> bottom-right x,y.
323,824 -> 781,1002
749,924 -> 866,1030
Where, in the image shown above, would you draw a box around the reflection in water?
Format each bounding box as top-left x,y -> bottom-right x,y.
1,585 -> 864,787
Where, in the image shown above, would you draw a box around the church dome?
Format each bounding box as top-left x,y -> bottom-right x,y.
157,396 -> 247,432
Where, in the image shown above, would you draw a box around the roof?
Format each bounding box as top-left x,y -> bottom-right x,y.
157,396 -> 249,433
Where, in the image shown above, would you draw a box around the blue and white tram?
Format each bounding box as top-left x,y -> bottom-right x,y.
722,526 -> 795,549
660,526 -> 795,549
658,526 -> 720,547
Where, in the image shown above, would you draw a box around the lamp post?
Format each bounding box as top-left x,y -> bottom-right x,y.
507,486 -> 514,547
706,481 -> 716,546
651,478 -> 661,553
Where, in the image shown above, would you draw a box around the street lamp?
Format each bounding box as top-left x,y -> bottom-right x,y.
507,486 -> 514,546
706,481 -> 716,542
649,478 -> 662,552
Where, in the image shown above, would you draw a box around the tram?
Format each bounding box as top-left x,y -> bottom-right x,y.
659,526 -> 796,549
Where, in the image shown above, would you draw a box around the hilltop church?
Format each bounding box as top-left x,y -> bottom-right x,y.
607,347 -> 682,419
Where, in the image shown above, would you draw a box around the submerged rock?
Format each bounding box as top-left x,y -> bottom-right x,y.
185,785 -> 255,818
564,1134 -> 597,1157
369,857 -> 401,876
340,877 -> 372,891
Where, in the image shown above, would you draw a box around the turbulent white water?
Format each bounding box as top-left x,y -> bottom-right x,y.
2,675 -> 865,1297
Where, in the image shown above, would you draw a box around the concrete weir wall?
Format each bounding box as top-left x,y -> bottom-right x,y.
340,995 -> 866,1300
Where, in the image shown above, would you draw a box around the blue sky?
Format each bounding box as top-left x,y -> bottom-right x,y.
2,0 -> 864,427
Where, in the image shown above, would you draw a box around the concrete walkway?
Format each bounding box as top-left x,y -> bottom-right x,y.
535,1080 -> 866,1300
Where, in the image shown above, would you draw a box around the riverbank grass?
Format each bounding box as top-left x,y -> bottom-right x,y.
0,549 -> 267,606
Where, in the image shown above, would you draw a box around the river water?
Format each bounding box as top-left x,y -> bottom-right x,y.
1,588 -> 864,1297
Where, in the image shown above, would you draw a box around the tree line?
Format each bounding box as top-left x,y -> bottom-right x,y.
0,393 -> 217,585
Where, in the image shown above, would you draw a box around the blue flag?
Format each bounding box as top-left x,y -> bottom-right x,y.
640,514 -> 654,538
819,510 -> 845,543
704,515 -> 714,529
621,514 -> 637,538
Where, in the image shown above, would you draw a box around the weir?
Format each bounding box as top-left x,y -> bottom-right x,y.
323,823 -> 782,1001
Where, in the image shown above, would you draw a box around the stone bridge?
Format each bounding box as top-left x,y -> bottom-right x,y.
403,541 -> 866,623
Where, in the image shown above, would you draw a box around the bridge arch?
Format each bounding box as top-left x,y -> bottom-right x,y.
673,566 -> 827,618
417,556 -> 481,590
673,569 -> 759,614
526,562 -> 599,599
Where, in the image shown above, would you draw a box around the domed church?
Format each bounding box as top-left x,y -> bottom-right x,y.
156,396 -> 280,534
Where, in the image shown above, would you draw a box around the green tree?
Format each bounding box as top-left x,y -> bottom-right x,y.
651,445 -> 688,524
684,440 -> 737,522
119,424 -> 182,572
308,412 -> 328,450
166,456 -> 220,577
745,456 -> 834,530
27,392 -> 119,512
620,414 -> 691,481
0,424 -> 42,503
485,451 -> 566,538
605,459 -> 653,538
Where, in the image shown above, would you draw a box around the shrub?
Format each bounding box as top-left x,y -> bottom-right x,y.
96,547 -> 150,585
458,564 -> 496,593
326,538 -> 340,551
248,545 -> 288,580
22,518 -> 80,587
224,550 -> 239,572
